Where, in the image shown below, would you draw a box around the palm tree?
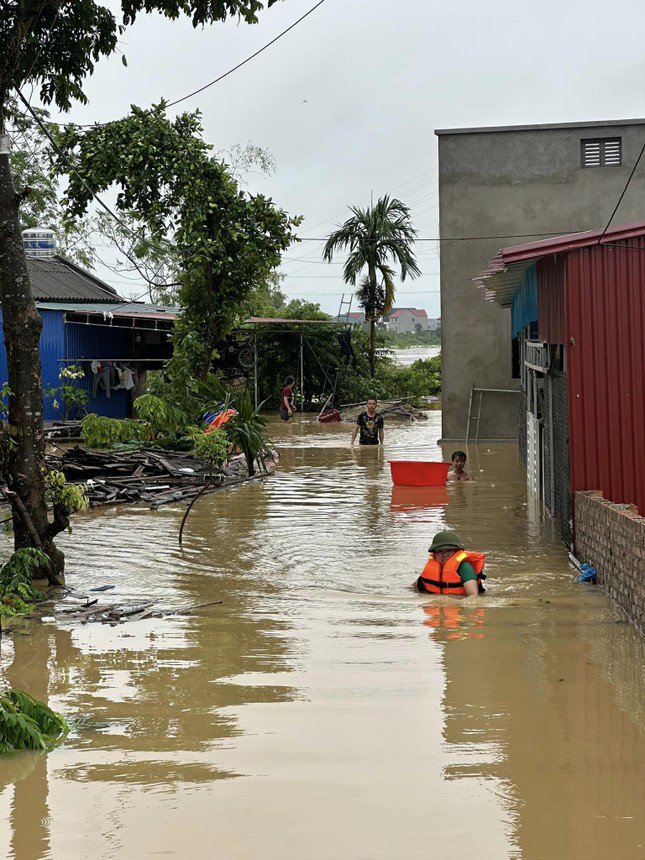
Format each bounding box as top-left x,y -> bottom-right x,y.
323,195 -> 420,376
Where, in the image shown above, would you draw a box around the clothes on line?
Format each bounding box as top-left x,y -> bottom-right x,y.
90,361 -> 138,398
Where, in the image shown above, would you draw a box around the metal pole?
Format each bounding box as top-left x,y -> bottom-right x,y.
253,334 -> 258,410
465,383 -> 474,444
300,330 -> 305,412
548,375 -> 555,515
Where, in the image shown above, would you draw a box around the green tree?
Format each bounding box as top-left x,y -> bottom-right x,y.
55,103 -> 298,383
323,195 -> 421,376
0,0 -> 282,580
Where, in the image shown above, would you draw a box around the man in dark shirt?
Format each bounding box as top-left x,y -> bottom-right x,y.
280,375 -> 296,421
351,397 -> 384,446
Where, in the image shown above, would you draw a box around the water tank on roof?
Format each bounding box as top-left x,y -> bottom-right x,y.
22,228 -> 57,258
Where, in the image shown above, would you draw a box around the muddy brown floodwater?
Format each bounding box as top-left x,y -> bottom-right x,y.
1,411 -> 644,859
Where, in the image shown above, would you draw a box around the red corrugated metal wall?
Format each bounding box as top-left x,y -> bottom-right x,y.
537,255 -> 566,343
565,238 -> 645,515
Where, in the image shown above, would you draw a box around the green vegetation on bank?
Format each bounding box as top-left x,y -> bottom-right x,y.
380,327 -> 441,348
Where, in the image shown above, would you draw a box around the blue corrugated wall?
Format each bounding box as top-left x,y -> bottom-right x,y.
511,264 -> 538,337
0,308 -> 128,420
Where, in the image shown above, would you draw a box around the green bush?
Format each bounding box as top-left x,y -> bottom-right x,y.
81,414 -> 146,448
0,689 -> 69,754
0,547 -> 48,618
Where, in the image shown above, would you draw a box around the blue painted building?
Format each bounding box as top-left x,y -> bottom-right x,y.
0,254 -> 178,420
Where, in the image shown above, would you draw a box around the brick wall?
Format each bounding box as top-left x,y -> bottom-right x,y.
544,372 -> 572,547
575,491 -> 645,632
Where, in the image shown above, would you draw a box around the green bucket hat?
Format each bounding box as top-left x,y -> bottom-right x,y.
429,530 -> 464,553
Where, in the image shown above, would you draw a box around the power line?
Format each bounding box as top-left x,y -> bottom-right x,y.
598,141 -> 645,244
166,0 -> 327,108
16,90 -> 178,298
293,231 -> 585,242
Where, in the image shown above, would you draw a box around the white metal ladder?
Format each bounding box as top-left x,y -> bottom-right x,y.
465,383 -> 520,443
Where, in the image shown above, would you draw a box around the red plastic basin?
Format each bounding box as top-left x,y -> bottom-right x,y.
389,460 -> 450,487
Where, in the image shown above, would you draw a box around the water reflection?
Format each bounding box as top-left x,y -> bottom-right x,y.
0,413 -> 643,858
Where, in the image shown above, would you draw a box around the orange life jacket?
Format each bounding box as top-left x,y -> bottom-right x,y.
417,550 -> 486,596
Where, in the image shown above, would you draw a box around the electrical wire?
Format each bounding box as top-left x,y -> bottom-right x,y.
16,90 -> 180,297
166,0 -> 327,108
597,141 -> 645,244
293,231 -> 583,242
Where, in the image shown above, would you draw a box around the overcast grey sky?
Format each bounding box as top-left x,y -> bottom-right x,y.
53,0 -> 645,315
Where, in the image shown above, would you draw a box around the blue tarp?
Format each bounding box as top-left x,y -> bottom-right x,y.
511,264 -> 538,337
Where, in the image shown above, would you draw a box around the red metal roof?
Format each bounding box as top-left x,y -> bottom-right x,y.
475,220 -> 645,306
500,219 -> 645,263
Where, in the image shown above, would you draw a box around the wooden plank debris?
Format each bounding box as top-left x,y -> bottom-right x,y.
44,446 -> 264,509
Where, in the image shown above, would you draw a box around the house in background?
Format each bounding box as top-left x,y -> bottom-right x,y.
0,232 -> 178,420
335,311 -> 366,328
475,220 -> 645,631
385,308 -> 430,333
436,118 -> 645,441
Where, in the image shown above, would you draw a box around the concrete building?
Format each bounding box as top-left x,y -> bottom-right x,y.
435,118 -> 645,441
386,307 -> 430,333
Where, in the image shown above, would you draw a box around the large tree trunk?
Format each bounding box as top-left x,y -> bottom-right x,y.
0,133 -> 65,583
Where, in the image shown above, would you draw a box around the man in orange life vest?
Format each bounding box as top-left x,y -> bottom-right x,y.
416,530 -> 486,597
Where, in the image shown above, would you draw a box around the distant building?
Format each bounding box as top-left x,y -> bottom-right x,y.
386,308 -> 430,333
335,311 -> 366,326
436,117 -> 645,441
0,237 -> 178,420
476,220 -> 645,631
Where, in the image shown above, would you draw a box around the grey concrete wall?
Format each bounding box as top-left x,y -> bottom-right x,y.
437,120 -> 645,441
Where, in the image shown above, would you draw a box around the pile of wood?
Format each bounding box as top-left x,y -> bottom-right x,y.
340,399 -> 428,423
44,421 -> 83,442
54,595 -> 223,625
45,446 -> 255,509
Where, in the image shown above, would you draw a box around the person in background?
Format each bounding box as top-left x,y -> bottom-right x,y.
447,450 -> 473,482
280,375 -> 296,421
416,530 -> 486,597
351,397 -> 384,446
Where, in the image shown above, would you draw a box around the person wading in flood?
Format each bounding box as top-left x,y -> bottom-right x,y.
447,450 -> 474,482
280,375 -> 297,422
416,530 -> 485,597
350,397 -> 384,446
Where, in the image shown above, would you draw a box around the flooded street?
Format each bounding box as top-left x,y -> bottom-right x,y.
1,412 -> 644,859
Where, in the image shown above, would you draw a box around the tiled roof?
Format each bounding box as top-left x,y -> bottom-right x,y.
26,256 -> 123,302
389,308 -> 428,319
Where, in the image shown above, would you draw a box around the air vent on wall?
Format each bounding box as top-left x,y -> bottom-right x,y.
581,137 -> 622,168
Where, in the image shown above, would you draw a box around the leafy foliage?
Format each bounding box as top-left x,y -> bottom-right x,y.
44,365 -> 89,420
44,471 -> 89,516
323,196 -> 420,376
0,548 -> 48,618
1,2 -> 281,113
4,105 -> 97,268
0,689 -> 69,755
226,389 -> 271,476
81,414 -> 145,448
55,103 -> 299,382
190,428 -> 229,469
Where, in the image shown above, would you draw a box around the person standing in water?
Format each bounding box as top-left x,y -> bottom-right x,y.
416,530 -> 486,596
351,397 -> 384,446
447,451 -> 474,482
280,375 -> 296,421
